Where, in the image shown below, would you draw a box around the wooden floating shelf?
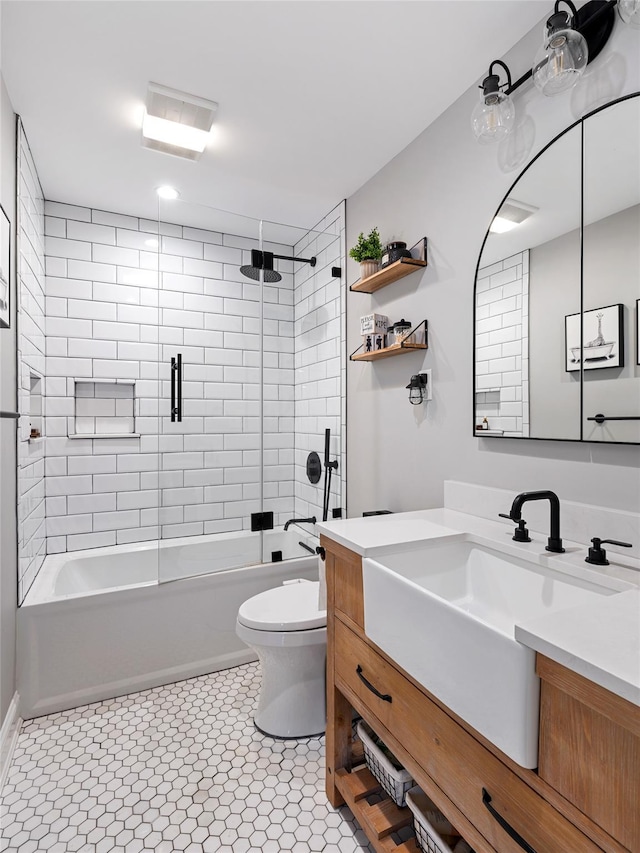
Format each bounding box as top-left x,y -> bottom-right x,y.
335,767 -> 419,853
351,342 -> 427,362
350,257 -> 427,294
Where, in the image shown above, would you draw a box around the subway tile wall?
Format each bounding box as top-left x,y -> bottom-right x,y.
475,251 -> 530,437
16,122 -> 47,602
293,202 -> 346,524
43,202 -> 299,552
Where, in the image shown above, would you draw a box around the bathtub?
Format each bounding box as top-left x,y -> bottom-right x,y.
18,530 -> 319,719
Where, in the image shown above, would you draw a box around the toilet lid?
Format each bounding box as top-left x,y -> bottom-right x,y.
237,582 -> 326,631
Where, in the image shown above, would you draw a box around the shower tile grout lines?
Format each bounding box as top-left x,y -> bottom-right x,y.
1,662 -> 374,853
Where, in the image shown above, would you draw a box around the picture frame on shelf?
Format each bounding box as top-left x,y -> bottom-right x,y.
0,205 -> 10,329
565,303 -> 624,372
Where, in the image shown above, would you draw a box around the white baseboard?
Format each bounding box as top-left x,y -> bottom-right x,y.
0,693 -> 22,792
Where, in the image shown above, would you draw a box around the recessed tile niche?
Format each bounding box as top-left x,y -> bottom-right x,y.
71,380 -> 138,438
29,373 -> 43,441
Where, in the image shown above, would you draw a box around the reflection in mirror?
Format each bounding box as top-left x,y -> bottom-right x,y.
475,125 -> 582,440
582,97 -> 640,443
474,94 -> 640,445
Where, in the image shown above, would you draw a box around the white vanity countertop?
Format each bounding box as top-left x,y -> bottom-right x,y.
515,589 -> 640,705
317,508 -> 640,704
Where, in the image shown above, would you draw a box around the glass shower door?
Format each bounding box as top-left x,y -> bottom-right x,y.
260,211 -> 345,565
153,198 -> 346,582
156,199 -> 265,583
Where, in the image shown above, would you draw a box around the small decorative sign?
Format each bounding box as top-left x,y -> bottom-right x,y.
360,313 -> 389,337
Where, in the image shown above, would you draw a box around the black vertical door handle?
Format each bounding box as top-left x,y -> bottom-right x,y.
170,356 -> 176,422
176,353 -> 183,422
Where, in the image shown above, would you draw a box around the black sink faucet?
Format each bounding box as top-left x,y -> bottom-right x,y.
502,491 -> 565,553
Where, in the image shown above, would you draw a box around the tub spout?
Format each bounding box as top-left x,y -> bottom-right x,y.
284,516 -> 317,532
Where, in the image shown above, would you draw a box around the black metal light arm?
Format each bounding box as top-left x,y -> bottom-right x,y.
489,60 -> 512,91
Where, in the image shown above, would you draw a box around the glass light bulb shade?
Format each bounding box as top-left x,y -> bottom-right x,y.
618,0 -> 640,26
533,27 -> 588,96
471,90 -> 515,144
409,386 -> 424,405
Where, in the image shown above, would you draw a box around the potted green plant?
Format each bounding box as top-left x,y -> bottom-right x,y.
349,227 -> 383,279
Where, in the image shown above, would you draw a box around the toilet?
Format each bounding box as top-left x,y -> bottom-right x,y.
236,580 -> 327,739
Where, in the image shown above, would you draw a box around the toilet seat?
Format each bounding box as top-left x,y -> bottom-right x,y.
237,581 -> 326,632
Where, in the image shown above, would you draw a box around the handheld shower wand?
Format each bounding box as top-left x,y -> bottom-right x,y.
322,428 -> 339,522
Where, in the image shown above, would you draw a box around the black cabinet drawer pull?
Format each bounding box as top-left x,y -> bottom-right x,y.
356,665 -> 392,703
482,788 -> 537,853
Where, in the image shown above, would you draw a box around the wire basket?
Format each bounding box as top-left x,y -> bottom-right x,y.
356,720 -> 413,807
405,786 -> 461,853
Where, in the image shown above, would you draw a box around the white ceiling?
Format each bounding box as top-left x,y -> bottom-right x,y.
1,1 -> 547,232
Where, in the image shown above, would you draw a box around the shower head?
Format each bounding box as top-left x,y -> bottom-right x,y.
238,266 -> 282,282
240,249 -> 282,283
239,249 -> 316,283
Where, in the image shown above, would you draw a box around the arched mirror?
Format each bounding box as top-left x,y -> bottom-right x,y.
474,94 -> 640,444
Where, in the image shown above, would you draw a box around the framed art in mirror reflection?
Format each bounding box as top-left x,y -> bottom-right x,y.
565,304 -> 624,373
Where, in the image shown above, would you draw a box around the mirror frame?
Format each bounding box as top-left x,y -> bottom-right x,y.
472,91 -> 640,446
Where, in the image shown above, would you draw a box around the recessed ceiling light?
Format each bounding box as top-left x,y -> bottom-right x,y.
142,82 -> 218,161
156,186 -> 179,200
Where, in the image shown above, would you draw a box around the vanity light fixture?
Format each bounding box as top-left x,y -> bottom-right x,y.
618,0 -> 640,23
142,83 -> 218,160
533,0 -> 589,96
406,373 -> 429,405
471,61 -> 516,144
471,0 -> 629,143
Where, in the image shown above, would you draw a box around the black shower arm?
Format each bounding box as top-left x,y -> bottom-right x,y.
271,251 -> 316,267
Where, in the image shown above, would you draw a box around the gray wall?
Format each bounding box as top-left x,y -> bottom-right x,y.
529,227 -> 581,440
529,204 -> 640,442
346,18 -> 640,518
0,71 -> 17,726
583,204 -> 640,443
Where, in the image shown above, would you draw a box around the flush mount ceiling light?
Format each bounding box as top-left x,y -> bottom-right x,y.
156,186 -> 179,200
142,83 -> 218,161
471,0 -> 637,143
489,198 -> 539,233
471,60 -> 516,144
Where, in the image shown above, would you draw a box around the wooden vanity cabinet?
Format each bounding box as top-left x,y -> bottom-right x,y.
322,536 -> 633,853
538,655 -> 640,851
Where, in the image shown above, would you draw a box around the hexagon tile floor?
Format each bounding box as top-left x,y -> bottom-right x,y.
0,662 -> 375,853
